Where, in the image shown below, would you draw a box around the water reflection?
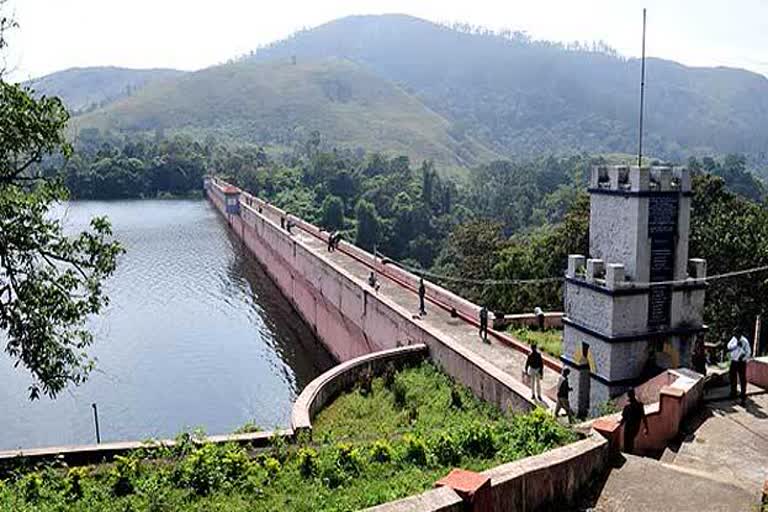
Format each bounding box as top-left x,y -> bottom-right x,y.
0,199 -> 334,450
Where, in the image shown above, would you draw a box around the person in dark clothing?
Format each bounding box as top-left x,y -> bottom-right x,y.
479,306 -> 489,342
691,338 -> 707,376
280,216 -> 285,229
524,344 -> 544,401
368,271 -> 380,292
333,232 -> 343,250
286,219 -> 294,234
554,368 -> 574,423
619,389 -> 649,454
327,231 -> 336,252
418,277 -> 426,316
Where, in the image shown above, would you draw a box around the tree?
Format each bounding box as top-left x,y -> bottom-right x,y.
320,195 -> 345,231
1,16 -> 122,399
354,199 -> 381,251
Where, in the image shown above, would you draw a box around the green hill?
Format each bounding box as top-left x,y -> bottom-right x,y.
74,59 -> 499,168
25,66 -> 185,113
250,14 -> 768,164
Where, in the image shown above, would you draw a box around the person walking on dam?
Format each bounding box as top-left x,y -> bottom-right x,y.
525,344 -> 543,401
728,334 -> 751,403
479,305 -> 489,342
554,368 -> 574,423
418,277 -> 426,316
619,389 -> 649,455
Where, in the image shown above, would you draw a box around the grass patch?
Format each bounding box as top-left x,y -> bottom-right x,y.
0,363 -> 576,511
507,327 -> 563,358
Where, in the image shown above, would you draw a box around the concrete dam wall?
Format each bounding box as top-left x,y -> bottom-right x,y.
206,178 -> 539,413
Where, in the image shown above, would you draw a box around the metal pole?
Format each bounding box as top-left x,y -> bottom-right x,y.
638,8 -> 647,167
754,315 -> 761,357
91,403 -> 101,444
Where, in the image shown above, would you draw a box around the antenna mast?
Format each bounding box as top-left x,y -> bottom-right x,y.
637,8 -> 647,167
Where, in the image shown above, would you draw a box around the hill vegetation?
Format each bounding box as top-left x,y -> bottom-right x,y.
250,14 -> 768,165
25,67 -> 184,113
72,59 -> 498,168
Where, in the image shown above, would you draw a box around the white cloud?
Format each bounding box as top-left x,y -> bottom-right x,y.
5,0 -> 768,81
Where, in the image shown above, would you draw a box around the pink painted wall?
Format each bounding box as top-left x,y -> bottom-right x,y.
207,180 -> 537,413
748,357 -> 768,389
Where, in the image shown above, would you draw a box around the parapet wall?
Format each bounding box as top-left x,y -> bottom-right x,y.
208,179 -> 537,414
366,435 -> 609,512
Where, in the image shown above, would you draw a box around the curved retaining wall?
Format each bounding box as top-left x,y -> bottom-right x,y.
291,344 -> 428,432
207,179 -> 538,414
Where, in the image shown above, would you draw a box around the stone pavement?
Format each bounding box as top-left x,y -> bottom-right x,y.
667,387 -> 768,493
590,453 -> 758,512
260,206 -> 560,404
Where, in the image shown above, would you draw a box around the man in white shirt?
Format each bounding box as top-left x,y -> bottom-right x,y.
727,335 -> 751,402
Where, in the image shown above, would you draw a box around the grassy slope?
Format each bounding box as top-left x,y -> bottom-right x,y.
74,59 -> 499,168
0,363 -> 575,512
25,67 -> 185,112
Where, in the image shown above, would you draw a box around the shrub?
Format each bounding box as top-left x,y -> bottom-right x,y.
432,432 -> 462,466
392,379 -> 408,409
357,366 -> 374,396
233,421 -> 261,434
269,432 -> 289,462
263,457 -> 281,480
65,467 -> 88,500
297,447 -> 318,478
450,387 -> 464,410
402,434 -> 429,466
21,472 -> 43,502
180,444 -> 224,496
460,423 -> 497,458
369,440 -> 394,463
320,463 -> 347,489
334,443 -> 363,475
382,362 -> 397,389
111,454 -> 141,497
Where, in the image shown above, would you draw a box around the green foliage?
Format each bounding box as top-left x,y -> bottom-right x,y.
508,327 -> 563,358
689,174 -> 768,343
296,447 -> 318,478
401,434 -> 428,466
392,378 -> 408,409
0,364 -> 576,511
319,194 -> 345,230
1,78 -> 123,400
354,199 -> 381,251
110,455 -> 140,497
369,440 -> 394,464
232,421 -> 261,434
432,432 -> 461,466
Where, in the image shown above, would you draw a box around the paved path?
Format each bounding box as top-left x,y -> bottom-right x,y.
256,205 -> 560,404
668,387 -> 768,493
587,387 -> 768,511
590,454 -> 758,512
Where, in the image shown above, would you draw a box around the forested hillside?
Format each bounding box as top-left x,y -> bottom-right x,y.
72,59 -> 498,168
250,14 -> 768,164
25,66 -> 184,113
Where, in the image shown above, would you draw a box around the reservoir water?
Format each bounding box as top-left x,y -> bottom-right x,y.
0,199 -> 335,450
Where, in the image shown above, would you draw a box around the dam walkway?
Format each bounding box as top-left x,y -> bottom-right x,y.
253,200 -> 561,407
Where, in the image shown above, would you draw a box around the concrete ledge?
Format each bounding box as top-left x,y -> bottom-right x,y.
494,312 -> 564,330
0,429 -> 293,468
482,434 -> 609,512
291,344 -> 428,432
363,485 -> 464,512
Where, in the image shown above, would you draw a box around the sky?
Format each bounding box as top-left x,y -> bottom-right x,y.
4,0 -> 768,81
